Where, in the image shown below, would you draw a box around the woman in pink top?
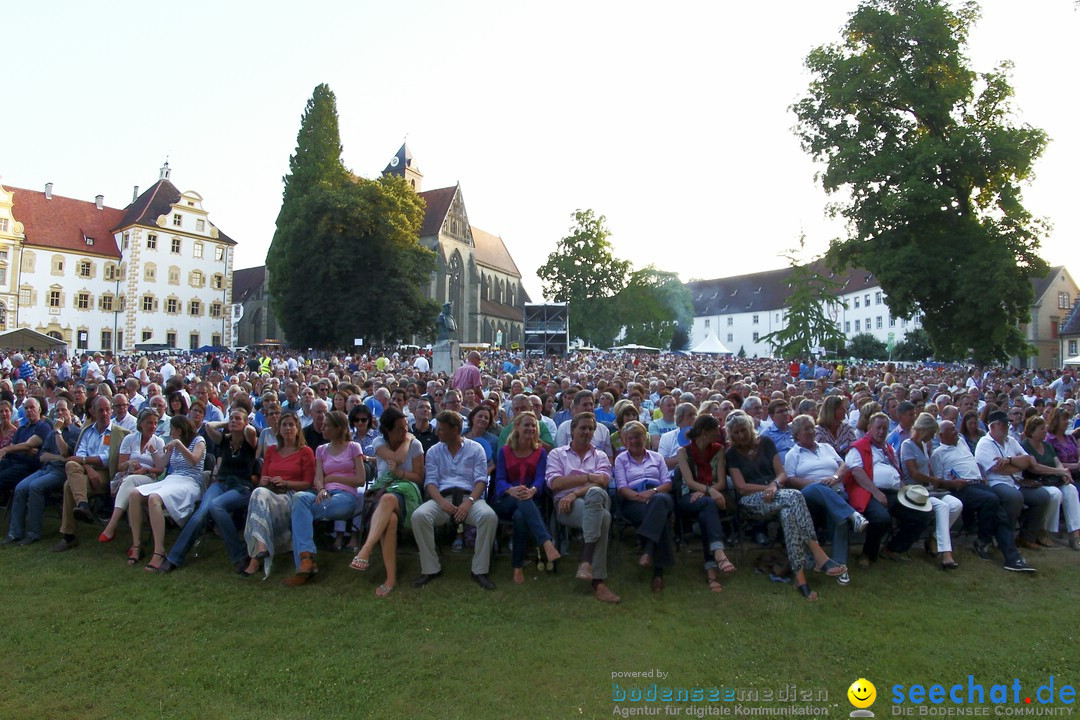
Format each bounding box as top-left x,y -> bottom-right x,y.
284,411 -> 366,586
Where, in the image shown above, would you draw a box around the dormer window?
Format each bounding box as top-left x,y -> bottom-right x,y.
84,236 -> 94,246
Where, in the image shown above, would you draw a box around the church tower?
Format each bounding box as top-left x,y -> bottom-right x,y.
382,142 -> 423,191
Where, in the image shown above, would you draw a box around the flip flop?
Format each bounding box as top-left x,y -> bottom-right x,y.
350,555 -> 370,571
375,584 -> 395,598
814,558 -> 847,577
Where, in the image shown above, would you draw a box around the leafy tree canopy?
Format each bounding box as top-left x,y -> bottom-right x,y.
847,332 -> 889,360
892,327 -> 934,361
616,266 -> 694,350
267,85 -> 437,348
793,0 -> 1050,364
758,244 -> 848,360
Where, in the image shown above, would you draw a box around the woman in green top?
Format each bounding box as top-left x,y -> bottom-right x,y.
1021,415 -> 1077,548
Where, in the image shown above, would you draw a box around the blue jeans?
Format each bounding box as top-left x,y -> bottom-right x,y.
209,485 -> 253,568
494,493 -> 552,568
290,490 -> 357,568
800,483 -> 857,564
7,464 -> 66,540
167,483 -> 251,568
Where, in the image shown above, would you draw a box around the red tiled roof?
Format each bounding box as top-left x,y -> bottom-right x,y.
470,225 -> 521,278
9,186 -> 124,258
418,186 -> 456,237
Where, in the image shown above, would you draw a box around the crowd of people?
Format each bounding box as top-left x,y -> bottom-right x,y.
2,345 -> 1078,604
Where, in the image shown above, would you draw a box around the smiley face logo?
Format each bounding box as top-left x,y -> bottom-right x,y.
847,678 -> 877,709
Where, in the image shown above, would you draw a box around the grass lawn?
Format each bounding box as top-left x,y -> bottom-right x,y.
2,517 -> 1077,720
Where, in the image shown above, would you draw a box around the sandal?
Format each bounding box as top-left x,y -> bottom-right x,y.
705,571 -> 723,593
375,584 -> 395,598
126,545 -> 143,566
638,553 -> 652,568
717,557 -> 736,574
144,552 -> 166,573
350,555 -> 370,572
814,558 -> 847,577
796,583 -> 819,601
513,568 -> 525,585
254,549 -> 270,561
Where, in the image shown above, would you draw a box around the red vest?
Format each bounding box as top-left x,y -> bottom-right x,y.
843,435 -> 898,512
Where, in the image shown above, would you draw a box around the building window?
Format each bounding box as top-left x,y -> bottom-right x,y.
875,291 -> 882,305
142,295 -> 155,312
855,320 -> 861,332
105,264 -> 116,281
77,331 -> 88,351
172,214 -> 182,227
0,250 -> 7,260
76,292 -> 90,310
48,289 -> 61,308
866,318 -> 871,331
118,295 -> 126,312
196,219 -> 205,232
19,287 -> 31,305
101,294 -> 114,312
752,332 -> 759,342
752,315 -> 759,325
902,318 -> 908,328
212,333 -> 221,347
845,321 -> 851,333
191,270 -> 204,287
889,317 -> 896,327
78,260 -> 92,278
1060,292 -> 1071,309
171,237 -> 182,254
189,299 -> 201,316
194,242 -> 204,259
51,256 -> 64,275
166,298 -> 178,314
0,218 -> 8,232
122,232 -> 130,250
704,319 -> 710,328
775,313 -> 780,323
166,331 -> 177,347
854,297 -> 860,308
215,246 -> 224,262
169,267 -> 180,285
142,330 -> 153,342
726,333 -> 733,343
212,274 -> 224,290
1070,340 -> 1078,356
864,294 -> 870,306
726,317 -> 733,327
147,234 -> 157,249
144,264 -> 156,282
189,333 -> 200,350
101,330 -> 112,350
876,316 -> 883,329
210,302 -> 223,318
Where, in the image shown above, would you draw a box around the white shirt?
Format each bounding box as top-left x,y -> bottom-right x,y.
656,427 -> 685,477
929,441 -> 982,483
160,362 -> 176,383
974,434 -> 1026,488
554,418 -> 612,458
784,443 -> 843,485
413,355 -> 430,373
845,444 -> 901,490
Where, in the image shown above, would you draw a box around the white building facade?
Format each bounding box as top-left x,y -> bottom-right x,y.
1,164 -> 235,352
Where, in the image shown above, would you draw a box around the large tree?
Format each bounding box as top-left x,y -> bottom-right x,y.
537,209 -> 630,347
267,85 -> 437,347
792,0 -> 1049,364
615,266 -> 694,349
758,247 -> 848,360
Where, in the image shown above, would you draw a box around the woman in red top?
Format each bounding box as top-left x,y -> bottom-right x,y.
494,412 -> 560,584
675,415 -> 735,593
241,411 -> 315,578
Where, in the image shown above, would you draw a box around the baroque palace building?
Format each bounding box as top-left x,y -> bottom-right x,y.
0,163 -> 236,352
237,143 -> 526,348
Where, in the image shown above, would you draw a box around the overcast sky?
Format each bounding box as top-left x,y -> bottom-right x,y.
4,1 -> 1076,301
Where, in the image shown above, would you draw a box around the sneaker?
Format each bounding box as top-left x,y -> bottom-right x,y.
836,571 -> 851,586
973,539 -> 992,561
1003,558 -> 1037,573
850,512 -> 868,535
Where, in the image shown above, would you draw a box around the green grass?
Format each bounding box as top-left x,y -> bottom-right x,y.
2,519 -> 1077,720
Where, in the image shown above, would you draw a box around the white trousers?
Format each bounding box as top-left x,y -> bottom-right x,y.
929,494 -> 963,552
1043,484 -> 1080,534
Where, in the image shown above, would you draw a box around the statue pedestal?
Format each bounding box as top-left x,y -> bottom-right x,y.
432,340 -> 460,376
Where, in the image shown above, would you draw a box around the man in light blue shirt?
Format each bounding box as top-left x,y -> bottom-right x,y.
411,410 -> 498,590
53,396 -> 117,551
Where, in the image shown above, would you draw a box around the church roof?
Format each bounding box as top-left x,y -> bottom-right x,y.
480,299 -> 525,323
115,179 -> 236,245
383,143 -> 417,177
417,186 -> 456,237
470,225 -> 521,278
232,265 -> 266,303
7,185 -> 124,258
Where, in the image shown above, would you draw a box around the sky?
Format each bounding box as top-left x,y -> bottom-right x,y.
4,1 -> 1077,302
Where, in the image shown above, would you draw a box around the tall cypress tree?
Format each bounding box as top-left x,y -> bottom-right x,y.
267,84 -> 436,348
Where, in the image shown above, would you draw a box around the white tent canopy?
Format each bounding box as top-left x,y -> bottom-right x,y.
691,333 -> 732,355
1063,356 -> 1080,366
0,327 -> 67,351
